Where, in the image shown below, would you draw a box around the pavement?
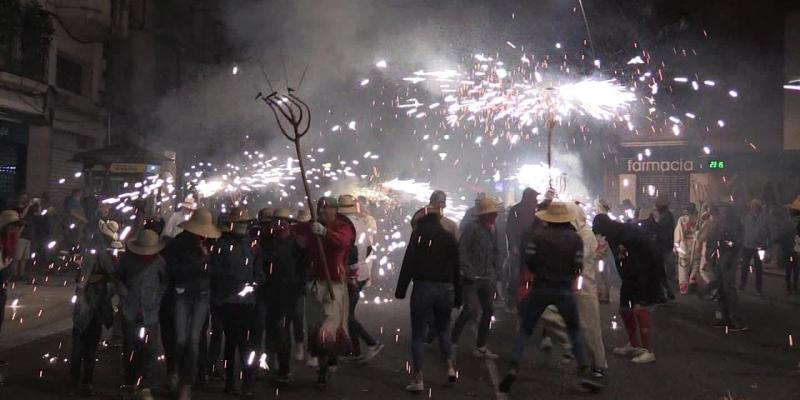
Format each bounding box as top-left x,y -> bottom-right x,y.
0,271 -> 799,399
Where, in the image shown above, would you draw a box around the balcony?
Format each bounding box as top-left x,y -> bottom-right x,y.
54,0 -> 112,42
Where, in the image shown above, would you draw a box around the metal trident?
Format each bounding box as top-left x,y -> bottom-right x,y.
257,89 -> 335,300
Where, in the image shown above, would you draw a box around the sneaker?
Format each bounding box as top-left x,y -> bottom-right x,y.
559,353 -> 575,367
579,368 -> 607,392
307,357 -> 319,368
498,373 -> 516,393
631,350 -> 656,364
727,324 -> 749,332
358,343 -> 384,364
405,379 -> 424,393
472,346 -> 499,360
295,346 -> 305,361
612,343 -> 642,356
539,336 -> 554,351
447,366 -> 458,384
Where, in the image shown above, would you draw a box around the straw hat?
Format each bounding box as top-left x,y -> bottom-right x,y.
219,207 -> 251,232
126,229 -> 165,255
179,208 -> 221,239
786,196 -> 800,212
99,220 -> 120,240
272,208 -> 296,222
317,196 -> 339,209
0,210 -> 21,230
477,198 -> 498,216
535,202 -> 576,224
179,195 -> 198,211
338,194 -> 358,215
297,209 -> 311,222
258,207 -> 275,223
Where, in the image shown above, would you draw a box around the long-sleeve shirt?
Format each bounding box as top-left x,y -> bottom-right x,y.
396,215 -> 461,297
116,253 -> 168,325
458,220 -> 500,281
296,214 -> 356,282
162,231 -> 211,295
210,232 -> 263,305
742,211 -> 768,249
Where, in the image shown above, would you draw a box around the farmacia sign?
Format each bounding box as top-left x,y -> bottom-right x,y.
626,159 -> 694,173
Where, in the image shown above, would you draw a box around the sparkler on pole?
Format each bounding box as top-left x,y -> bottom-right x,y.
257,89 -> 336,300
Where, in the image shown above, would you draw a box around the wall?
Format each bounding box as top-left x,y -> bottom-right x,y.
785,11 -> 800,150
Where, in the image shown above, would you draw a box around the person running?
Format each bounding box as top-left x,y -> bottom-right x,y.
296,197 -> 355,388
162,208 -> 221,400
451,198 -> 501,360
396,209 -> 461,393
499,202 -> 604,394
338,194 -> 384,363
117,229 -> 167,400
210,208 -> 261,396
593,212 -> 664,364
740,199 -> 768,296
257,208 -> 307,386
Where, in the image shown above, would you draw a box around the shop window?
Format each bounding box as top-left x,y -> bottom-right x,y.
56,54 -> 85,95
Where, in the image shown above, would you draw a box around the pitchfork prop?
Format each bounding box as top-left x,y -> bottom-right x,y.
257,89 -> 335,300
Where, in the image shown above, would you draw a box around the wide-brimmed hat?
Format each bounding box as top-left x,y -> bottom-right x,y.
477,198 -> 498,216
126,229 -> 165,255
0,210 -> 22,230
297,209 -> 312,222
593,198 -> 611,214
536,202 -> 576,224
179,195 -> 198,211
258,207 -> 275,222
179,208 -> 221,239
219,207 -> 252,232
338,194 -> 358,215
786,196 -> 800,212
99,220 -> 120,240
272,208 -> 296,222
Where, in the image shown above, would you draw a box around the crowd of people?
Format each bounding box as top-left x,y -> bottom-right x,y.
0,185 -> 799,398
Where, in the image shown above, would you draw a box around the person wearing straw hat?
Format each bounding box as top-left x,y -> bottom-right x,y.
451,197 -> 502,360
740,199 -> 768,295
338,194 -> 384,364
592,211 -> 665,364
499,202 -> 604,394
209,207 -> 261,396
536,202 -> 609,385
0,209 -> 24,367
255,208 -> 306,385
396,207 -> 461,393
68,227 -> 118,397
162,195 -> 198,240
162,208 -> 220,400
459,192 -> 487,235
295,196 -> 355,388
116,229 -> 167,400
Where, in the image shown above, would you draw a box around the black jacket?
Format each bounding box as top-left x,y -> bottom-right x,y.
257,234 -> 307,301
162,231 -> 212,295
396,214 -> 461,303
524,222 -> 583,283
593,214 -> 665,282
210,232 -> 263,305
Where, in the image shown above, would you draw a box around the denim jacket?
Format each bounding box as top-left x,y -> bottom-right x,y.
116,253 -> 168,325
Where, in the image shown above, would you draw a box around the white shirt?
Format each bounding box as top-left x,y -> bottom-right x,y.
163,210 -> 191,238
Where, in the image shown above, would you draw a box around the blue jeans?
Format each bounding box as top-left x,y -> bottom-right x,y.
411,282 -> 455,373
174,290 -> 210,385
509,281 -> 588,368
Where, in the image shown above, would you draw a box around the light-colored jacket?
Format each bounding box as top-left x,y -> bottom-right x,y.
343,213 -> 375,282
574,219 -> 599,296
162,211 -> 189,238
674,214 -> 700,257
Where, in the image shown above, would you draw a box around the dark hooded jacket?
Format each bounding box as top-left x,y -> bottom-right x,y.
396,213 -> 461,303
162,230 -> 212,295
523,221 -> 583,283
593,214 -> 665,285
210,231 -> 264,305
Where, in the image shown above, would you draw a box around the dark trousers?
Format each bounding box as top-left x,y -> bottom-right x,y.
264,295 -> 299,375
410,282 -> 454,373
291,297 -> 304,343
122,321 -> 159,388
0,285 -> 6,334
778,243 -> 798,292
221,303 -> 255,387
199,304 -> 224,378
506,254 -> 521,307
715,250 -> 743,325
69,315 -> 103,385
348,280 -> 377,355
509,281 -> 588,367
159,291 -> 176,376
740,248 -> 763,291
174,291 -> 210,385
452,279 -> 494,348
661,251 -> 677,299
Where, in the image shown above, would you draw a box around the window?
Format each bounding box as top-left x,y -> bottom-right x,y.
56,55 -> 84,95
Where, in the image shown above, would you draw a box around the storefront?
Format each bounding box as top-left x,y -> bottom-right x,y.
611,146 -> 720,212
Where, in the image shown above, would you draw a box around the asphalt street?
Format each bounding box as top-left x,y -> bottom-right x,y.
0,272 -> 799,400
